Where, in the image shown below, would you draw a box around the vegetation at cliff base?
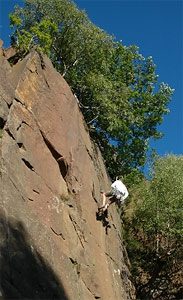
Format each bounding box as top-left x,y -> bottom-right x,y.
124,155 -> 183,299
9,0 -> 174,179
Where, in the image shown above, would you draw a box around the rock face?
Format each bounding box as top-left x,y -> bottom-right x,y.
0,41 -> 135,300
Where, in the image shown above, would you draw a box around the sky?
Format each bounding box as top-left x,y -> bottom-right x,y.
1,0 -> 183,159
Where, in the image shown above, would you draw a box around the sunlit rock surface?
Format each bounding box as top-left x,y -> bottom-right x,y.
0,40 -> 135,300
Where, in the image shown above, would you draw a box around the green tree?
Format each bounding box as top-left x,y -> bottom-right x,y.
9,0 -> 174,178
124,155 -> 183,299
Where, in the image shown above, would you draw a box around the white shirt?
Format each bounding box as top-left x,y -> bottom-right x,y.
111,180 -> 129,202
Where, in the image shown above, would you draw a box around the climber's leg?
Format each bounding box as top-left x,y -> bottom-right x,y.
99,191 -> 111,211
99,191 -> 113,212
102,192 -> 106,207
102,196 -> 116,212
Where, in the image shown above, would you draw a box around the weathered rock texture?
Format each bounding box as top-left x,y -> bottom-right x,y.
0,41 -> 135,300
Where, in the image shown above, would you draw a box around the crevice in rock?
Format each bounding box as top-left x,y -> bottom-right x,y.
7,101 -> 13,109
40,131 -> 68,180
0,117 -> 6,129
0,118 -> 6,138
21,158 -> 35,172
27,65 -> 38,74
92,183 -> 98,204
66,203 -> 74,208
85,146 -> 93,160
112,223 -> 117,230
37,52 -> 51,88
33,189 -> 40,194
17,142 -> 26,152
13,97 -> 30,114
17,142 -> 23,148
44,78 -> 50,88
16,121 -> 30,131
14,97 -> 24,106
69,257 -> 77,265
117,232 -> 123,242
28,198 -> 34,202
40,131 -> 61,159
50,227 -> 65,240
57,157 -> 68,179
31,168 -> 55,195
69,258 -> 81,275
105,252 -> 118,267
7,175 -> 26,202
38,51 -> 46,70
69,214 -> 85,248
5,128 -> 15,140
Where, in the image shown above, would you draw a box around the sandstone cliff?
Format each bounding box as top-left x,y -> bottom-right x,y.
0,41 -> 135,300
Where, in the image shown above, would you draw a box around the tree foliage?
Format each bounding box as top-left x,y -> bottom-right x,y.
9,0 -> 174,178
124,155 -> 183,299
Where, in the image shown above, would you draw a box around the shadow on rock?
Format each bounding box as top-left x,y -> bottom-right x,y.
0,214 -> 68,300
96,210 -> 111,235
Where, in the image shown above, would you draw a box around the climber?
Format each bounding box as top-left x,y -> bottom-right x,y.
98,178 -> 129,213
